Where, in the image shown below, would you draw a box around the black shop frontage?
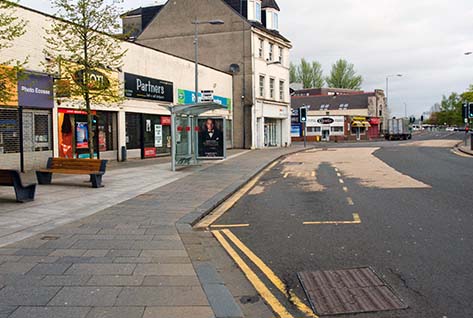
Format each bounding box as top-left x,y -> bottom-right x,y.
124,72 -> 173,159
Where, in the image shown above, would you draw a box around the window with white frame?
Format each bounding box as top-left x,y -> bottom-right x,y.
268,43 -> 274,61
258,38 -> 264,58
269,78 -> 275,99
279,80 -> 284,101
259,75 -> 265,97
255,1 -> 261,22
278,47 -> 283,63
273,12 -> 279,29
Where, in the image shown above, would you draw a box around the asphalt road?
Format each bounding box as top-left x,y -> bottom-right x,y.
213,132 -> 473,318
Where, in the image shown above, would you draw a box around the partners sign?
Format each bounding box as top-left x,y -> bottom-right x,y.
124,73 -> 173,103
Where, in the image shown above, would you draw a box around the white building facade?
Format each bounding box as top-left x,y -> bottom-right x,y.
0,4 -> 232,170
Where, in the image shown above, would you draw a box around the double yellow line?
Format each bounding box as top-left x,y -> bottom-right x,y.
213,229 -> 318,318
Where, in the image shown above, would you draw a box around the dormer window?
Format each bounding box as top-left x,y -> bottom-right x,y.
273,12 -> 278,29
255,1 -> 262,22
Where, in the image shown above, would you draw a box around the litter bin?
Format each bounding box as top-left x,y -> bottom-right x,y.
121,146 -> 127,162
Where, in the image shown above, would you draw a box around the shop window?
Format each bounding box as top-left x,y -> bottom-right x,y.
308,127 -> 321,133
97,111 -> 117,152
351,127 -> 366,134
0,108 -> 20,154
126,112 -> 141,149
331,126 -> 343,132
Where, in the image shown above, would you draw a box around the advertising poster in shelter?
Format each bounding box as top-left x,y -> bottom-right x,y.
198,118 -> 224,158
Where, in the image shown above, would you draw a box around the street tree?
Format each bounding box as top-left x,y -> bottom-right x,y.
43,0 -> 126,159
290,58 -> 324,88
436,92 -> 462,126
0,0 -> 28,104
325,59 -> 363,90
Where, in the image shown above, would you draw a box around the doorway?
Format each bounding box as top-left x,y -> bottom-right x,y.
322,129 -> 330,141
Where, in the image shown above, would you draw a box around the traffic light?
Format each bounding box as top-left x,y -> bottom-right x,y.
469,102 -> 473,119
300,107 -> 307,122
463,102 -> 469,122
420,115 -> 424,122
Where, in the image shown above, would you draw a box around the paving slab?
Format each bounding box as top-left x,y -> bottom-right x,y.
48,287 -> 122,306
9,306 -> 90,318
0,147 -> 305,317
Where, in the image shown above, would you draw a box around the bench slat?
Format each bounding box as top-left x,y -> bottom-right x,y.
38,169 -> 102,175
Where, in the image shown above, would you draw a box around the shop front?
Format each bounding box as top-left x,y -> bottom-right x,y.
124,72 -> 173,159
306,116 -> 345,142
57,108 -> 118,159
350,116 -> 371,141
0,71 -> 54,171
256,102 -> 290,148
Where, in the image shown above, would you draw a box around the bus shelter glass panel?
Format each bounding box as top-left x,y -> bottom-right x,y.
175,116 -> 194,166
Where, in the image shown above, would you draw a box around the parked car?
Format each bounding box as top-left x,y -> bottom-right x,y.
446,127 -> 455,132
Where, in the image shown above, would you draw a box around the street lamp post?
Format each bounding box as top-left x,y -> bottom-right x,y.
191,19 -> 224,104
385,74 -> 402,114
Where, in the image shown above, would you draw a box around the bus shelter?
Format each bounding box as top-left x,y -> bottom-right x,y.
169,102 -> 227,171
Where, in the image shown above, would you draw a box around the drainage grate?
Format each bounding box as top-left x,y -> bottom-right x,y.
298,267 -> 407,316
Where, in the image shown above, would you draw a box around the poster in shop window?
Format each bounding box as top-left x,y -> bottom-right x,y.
198,118 -> 224,158
154,124 -> 163,148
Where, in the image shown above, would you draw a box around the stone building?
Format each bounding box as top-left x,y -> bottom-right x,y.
122,0 -> 292,149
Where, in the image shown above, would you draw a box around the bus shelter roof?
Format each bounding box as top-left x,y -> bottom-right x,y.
169,102 -> 226,116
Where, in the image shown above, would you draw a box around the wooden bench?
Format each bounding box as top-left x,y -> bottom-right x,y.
0,169 -> 37,202
36,158 -> 108,188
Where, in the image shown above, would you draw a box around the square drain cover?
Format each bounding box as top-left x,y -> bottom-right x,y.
298,267 -> 407,316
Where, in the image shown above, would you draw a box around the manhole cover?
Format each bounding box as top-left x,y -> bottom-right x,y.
298,267 -> 407,316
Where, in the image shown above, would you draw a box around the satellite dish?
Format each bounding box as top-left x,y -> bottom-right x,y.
229,64 -> 240,73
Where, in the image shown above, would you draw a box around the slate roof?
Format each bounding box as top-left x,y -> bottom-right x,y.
291,93 -> 376,110
262,0 -> 280,11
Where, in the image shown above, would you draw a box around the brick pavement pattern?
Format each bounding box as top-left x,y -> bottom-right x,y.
0,147 -> 302,318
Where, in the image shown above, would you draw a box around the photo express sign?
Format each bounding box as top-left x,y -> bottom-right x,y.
18,72 -> 54,109
124,73 -> 173,103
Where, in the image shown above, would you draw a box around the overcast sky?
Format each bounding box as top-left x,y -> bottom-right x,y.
19,0 -> 473,117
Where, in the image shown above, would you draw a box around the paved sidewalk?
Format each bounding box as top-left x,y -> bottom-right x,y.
458,135 -> 473,156
0,146 -> 303,318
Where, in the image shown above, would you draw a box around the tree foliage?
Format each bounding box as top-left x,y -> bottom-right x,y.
325,59 -> 363,90
0,0 -> 28,104
290,58 -> 324,88
43,0 -> 126,158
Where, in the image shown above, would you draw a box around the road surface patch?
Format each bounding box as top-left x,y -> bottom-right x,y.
303,213 -> 361,225
298,267 -> 407,316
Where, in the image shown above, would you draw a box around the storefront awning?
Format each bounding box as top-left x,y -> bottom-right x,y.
352,120 -> 371,128
351,121 -> 363,128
